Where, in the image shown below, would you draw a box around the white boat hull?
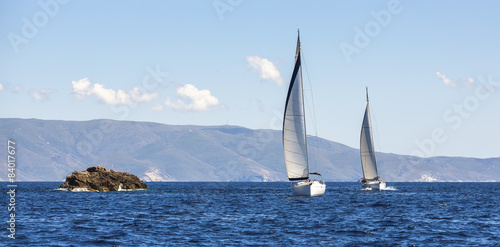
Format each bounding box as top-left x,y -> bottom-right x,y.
362,180 -> 386,191
292,180 -> 326,196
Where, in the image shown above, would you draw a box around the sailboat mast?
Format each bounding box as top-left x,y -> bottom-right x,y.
295,30 -> 301,61
282,30 -> 310,181
360,87 -> 379,180
297,30 -> 310,177
366,87 -> 369,102
368,88 -> 379,178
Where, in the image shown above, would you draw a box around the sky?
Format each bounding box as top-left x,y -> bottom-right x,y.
1,0 -> 499,158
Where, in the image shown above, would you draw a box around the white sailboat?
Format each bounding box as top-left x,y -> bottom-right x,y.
283,31 -> 326,197
360,87 -> 386,190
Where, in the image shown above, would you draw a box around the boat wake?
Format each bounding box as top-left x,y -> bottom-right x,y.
361,186 -> 397,191
382,186 -> 397,191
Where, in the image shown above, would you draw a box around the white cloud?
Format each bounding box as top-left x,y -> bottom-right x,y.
12,85 -> 24,93
246,55 -> 284,86
164,84 -> 220,111
0,83 -> 54,99
436,72 -> 475,87
30,89 -> 55,101
72,78 -> 92,99
462,76 -> 475,86
32,92 -> 43,100
71,77 -> 158,105
436,72 -> 456,87
150,104 -> 164,111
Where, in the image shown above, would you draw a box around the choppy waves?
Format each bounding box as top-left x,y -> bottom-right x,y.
2,182 -> 499,245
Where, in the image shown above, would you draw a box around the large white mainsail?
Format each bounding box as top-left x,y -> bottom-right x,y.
282,31 -> 325,196
360,88 -> 379,181
283,33 -> 309,181
360,88 -> 386,191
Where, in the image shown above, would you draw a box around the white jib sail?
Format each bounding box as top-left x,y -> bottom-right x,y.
360,90 -> 379,180
283,34 -> 309,181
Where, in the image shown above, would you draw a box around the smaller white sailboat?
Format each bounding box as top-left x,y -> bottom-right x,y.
360,87 -> 386,190
283,31 -> 326,196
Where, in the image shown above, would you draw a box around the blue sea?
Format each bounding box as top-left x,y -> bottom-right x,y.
1,182 -> 499,246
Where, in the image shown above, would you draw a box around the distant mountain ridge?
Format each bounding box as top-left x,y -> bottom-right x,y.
0,118 -> 498,182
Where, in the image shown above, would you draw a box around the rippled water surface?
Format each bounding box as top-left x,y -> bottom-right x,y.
1,182 -> 499,246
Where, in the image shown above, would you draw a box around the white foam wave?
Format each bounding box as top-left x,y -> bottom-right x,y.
382,186 -> 397,191
70,188 -> 90,192
117,183 -> 145,191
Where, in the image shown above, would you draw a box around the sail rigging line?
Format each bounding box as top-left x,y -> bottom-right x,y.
301,45 -> 321,175
366,87 -> 383,157
301,49 -> 319,137
300,43 -> 311,179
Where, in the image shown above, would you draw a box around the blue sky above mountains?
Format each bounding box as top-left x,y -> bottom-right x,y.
1,0 -> 500,158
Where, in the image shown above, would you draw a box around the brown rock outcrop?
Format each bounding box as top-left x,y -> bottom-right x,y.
59,165 -> 147,192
